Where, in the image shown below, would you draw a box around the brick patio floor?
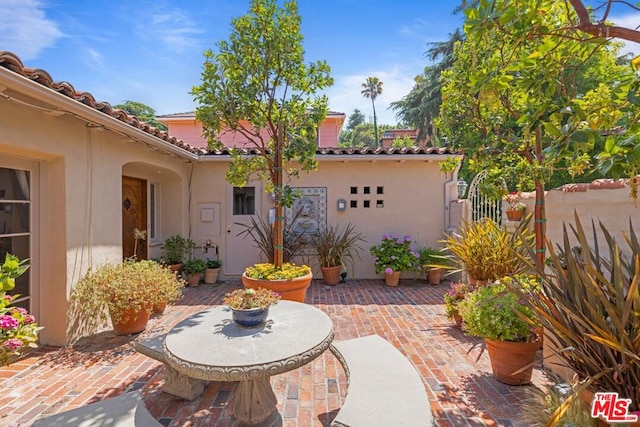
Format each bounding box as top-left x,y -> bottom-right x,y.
1,278 -> 555,427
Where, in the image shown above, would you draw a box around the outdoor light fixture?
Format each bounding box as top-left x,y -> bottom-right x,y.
457,179 -> 468,199
337,199 -> 347,211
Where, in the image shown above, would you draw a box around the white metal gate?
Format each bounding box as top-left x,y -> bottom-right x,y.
467,170 -> 502,223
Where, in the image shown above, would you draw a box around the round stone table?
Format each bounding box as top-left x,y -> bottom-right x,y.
163,300 -> 334,426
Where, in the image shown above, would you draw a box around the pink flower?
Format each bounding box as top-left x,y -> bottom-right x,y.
4,295 -> 12,302
0,315 -> 19,330
4,338 -> 23,350
24,315 -> 36,324
385,267 -> 394,275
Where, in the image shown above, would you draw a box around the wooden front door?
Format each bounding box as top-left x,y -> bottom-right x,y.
122,176 -> 147,260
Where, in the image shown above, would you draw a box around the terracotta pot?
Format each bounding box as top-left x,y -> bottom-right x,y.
241,272 -> 313,303
469,277 -> 488,286
453,310 -> 463,329
506,210 -> 524,221
320,265 -> 342,286
110,304 -> 152,335
231,307 -> 270,328
204,268 -> 220,285
168,263 -> 183,276
426,267 -> 443,285
152,300 -> 167,314
186,273 -> 202,287
385,271 -> 401,287
484,338 -> 540,385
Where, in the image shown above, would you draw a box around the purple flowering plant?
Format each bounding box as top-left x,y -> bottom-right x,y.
443,282 -> 474,319
1,254 -> 42,366
369,234 -> 420,274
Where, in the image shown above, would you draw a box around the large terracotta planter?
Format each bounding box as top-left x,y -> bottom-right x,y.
484,338 -> 540,385
186,273 -> 202,287
242,272 -> 312,303
320,266 -> 342,286
152,300 -> 168,314
385,271 -> 401,286
110,304 -> 153,335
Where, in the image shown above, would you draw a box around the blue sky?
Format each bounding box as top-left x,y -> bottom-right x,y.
1,1 -> 638,126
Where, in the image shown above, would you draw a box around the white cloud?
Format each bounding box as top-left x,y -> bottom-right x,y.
0,0 -> 63,60
139,7 -> 204,53
609,13 -> 640,57
325,67 -> 418,126
84,48 -> 104,70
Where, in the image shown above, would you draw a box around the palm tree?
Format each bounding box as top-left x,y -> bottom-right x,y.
361,77 -> 383,147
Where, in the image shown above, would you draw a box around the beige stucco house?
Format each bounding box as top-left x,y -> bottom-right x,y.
0,51 -> 462,346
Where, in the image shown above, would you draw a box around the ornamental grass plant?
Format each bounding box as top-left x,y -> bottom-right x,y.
309,222 -> 364,269
520,213 -> 640,419
440,217 -> 534,282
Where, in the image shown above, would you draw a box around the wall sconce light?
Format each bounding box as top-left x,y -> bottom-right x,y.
268,208 -> 276,224
337,199 -> 347,211
457,179 -> 468,199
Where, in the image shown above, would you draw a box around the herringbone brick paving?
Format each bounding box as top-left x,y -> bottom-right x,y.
0,279 -> 553,426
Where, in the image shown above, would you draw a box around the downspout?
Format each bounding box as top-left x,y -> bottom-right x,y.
443,156 -> 462,233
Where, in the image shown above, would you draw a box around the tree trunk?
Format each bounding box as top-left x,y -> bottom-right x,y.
273,125 -> 284,268
372,99 -> 379,147
534,126 -> 546,266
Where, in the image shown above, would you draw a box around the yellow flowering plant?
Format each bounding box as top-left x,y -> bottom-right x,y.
244,263 -> 311,280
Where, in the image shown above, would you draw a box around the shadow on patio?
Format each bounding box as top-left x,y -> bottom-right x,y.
1,279 -> 554,427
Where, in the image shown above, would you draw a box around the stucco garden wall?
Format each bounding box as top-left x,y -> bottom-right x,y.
519,180 -> 640,259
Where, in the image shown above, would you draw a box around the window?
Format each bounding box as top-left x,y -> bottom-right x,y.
350,187 -> 358,194
363,200 -> 370,208
377,186 -> 384,194
350,200 -> 357,208
363,187 -> 370,194
0,167 -> 31,309
233,187 -> 256,215
376,200 -> 384,208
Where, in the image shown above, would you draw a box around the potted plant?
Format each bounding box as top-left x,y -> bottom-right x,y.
0,254 -> 42,366
71,259 -> 180,335
443,282 -> 473,328
204,259 -> 222,285
182,259 -> 207,286
440,218 -> 534,284
242,263 -> 311,302
417,247 -> 450,285
308,223 -> 364,285
503,192 -> 526,221
369,234 -> 420,286
457,275 -> 541,385
161,235 -> 195,274
222,287 -> 281,327
521,215 -> 640,423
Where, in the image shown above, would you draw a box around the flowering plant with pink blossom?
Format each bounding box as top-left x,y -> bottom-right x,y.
369,234 -> 420,274
0,254 -> 42,366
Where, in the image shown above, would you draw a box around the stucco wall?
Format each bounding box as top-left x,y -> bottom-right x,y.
0,96 -> 190,345
190,156 -> 459,280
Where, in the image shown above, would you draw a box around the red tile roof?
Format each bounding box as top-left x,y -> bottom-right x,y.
0,51 -> 456,158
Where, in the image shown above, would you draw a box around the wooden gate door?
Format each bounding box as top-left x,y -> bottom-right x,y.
122,176 -> 148,260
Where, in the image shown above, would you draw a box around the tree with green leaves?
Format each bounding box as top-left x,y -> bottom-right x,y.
391,29 -> 464,143
345,109 -> 365,131
361,77 -> 383,147
113,100 -> 167,131
438,0 -> 631,263
191,0 -> 333,267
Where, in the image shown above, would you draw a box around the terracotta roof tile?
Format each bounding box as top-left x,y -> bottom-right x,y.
0,51 -> 201,155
